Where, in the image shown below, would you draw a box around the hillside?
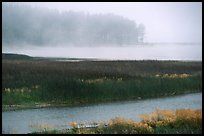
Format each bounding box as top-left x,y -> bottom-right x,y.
2,53 -> 32,60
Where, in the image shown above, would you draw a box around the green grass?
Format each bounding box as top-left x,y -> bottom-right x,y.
2,59 -> 202,106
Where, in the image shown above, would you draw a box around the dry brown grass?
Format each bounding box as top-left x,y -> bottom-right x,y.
175,109 -> 202,125
35,109 -> 202,134
140,109 -> 175,122
155,73 -> 192,78
69,121 -> 78,128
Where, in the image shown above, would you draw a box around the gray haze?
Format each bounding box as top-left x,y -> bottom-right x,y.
5,2 -> 202,43
2,2 -> 202,60
3,3 -> 145,46
3,44 -> 202,61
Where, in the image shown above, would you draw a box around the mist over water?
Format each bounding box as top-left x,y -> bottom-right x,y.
2,44 -> 202,61
2,2 -> 202,61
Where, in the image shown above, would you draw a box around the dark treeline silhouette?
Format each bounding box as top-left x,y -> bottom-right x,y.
2,3 -> 145,46
2,53 -> 32,60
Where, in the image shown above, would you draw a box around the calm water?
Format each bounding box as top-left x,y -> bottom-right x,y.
3,44 -> 202,61
2,92 -> 202,134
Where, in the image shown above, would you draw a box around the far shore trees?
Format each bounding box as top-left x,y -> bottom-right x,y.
3,3 -> 145,46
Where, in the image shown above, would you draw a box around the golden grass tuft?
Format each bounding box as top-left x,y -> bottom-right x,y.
69,121 -> 78,128
155,73 -> 192,78
109,117 -> 135,126
140,109 -> 202,127
175,109 -> 202,125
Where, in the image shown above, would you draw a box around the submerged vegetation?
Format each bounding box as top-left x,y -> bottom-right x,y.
2,58 -> 202,109
33,109 -> 202,134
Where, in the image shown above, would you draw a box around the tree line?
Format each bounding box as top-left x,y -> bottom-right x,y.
3,3 -> 145,46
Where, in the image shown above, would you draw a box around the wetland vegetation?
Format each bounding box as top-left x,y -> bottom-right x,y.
32,109 -> 202,134
2,55 -> 202,110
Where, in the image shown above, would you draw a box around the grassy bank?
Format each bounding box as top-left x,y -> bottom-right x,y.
2,59 -> 202,108
32,109 -> 202,134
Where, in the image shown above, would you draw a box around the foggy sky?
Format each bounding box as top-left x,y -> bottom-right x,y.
12,2 -> 202,43
2,2 -> 202,60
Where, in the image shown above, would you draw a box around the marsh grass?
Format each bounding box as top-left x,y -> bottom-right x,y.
35,109 -> 202,134
41,109 -> 201,134
2,60 -> 202,106
2,76 -> 201,106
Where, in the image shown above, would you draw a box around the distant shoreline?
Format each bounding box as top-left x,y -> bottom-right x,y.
2,53 -> 202,62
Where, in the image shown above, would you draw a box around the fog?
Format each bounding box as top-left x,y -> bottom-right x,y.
2,2 -> 202,60
3,44 -> 202,61
5,2 -> 202,43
